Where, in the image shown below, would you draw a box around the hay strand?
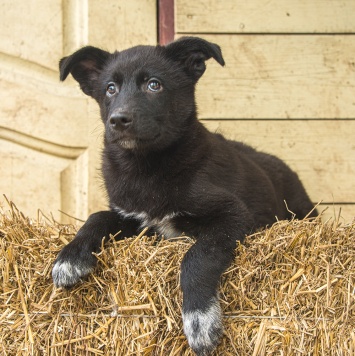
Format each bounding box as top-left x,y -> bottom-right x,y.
0,200 -> 354,355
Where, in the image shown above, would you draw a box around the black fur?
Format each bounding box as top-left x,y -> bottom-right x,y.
53,37 -> 317,355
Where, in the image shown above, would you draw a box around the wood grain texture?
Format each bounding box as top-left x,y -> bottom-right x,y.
0,0 -> 63,70
0,77 -> 90,147
0,0 -> 158,221
88,0 -> 157,50
61,150 -> 89,223
0,127 -> 86,159
0,140 -> 71,220
319,204 -> 355,223
62,0 -> 89,55
202,120 -> 355,207
192,35 -> 355,119
176,0 -> 355,34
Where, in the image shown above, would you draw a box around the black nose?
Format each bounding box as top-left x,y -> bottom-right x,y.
109,113 -> 132,130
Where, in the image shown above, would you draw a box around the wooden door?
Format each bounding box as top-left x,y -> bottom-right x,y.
0,0 -> 157,222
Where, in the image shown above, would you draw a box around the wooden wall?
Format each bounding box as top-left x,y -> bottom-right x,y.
175,0 -> 355,222
0,0 -> 354,223
0,0 -> 157,222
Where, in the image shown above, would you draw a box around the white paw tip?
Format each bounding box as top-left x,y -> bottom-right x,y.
183,299 -> 223,355
52,260 -> 92,288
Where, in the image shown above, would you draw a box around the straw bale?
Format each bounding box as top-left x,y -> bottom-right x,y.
1,200 -> 354,355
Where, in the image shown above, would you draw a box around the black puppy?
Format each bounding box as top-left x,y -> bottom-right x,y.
52,37 -> 317,355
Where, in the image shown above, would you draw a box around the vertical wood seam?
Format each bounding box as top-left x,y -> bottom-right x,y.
62,0 -> 89,55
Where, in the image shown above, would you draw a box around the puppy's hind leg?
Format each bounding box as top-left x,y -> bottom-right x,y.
52,210 -> 141,288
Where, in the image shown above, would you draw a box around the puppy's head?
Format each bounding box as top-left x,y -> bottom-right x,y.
60,37 -> 225,151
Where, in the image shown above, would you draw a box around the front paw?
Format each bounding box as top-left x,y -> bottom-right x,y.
182,297 -> 223,355
52,242 -> 97,288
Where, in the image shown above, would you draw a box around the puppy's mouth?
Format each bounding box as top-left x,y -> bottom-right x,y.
111,134 -> 160,150
118,139 -> 138,150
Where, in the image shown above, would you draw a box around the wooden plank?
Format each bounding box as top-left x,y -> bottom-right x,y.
0,76 -> 90,147
88,0 -> 157,51
176,0 -> 355,34
319,204 -> 355,223
0,0 -> 63,70
0,139 -> 71,221
202,120 -> 355,205
191,35 -> 355,119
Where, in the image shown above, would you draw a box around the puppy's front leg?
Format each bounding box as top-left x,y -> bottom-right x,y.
52,210 -> 140,288
179,210 -> 251,355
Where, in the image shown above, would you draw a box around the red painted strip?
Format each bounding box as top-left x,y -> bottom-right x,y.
159,0 -> 175,45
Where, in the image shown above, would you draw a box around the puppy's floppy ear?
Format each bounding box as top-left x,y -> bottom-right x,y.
164,37 -> 225,81
59,46 -> 111,97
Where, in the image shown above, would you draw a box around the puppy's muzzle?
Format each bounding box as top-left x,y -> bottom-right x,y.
109,113 -> 132,131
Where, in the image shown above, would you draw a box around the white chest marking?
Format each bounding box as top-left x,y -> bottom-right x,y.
113,206 -> 181,238
113,206 -> 150,227
152,213 -> 181,238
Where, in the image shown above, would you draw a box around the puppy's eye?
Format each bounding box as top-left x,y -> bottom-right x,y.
147,79 -> 162,92
106,83 -> 117,96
